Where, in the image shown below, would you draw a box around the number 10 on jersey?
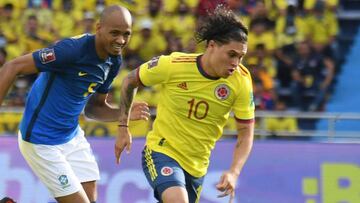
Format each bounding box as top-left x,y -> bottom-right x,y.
187,99 -> 209,120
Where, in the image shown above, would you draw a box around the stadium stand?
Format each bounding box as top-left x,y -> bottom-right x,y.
0,0 -> 357,138
316,0 -> 360,132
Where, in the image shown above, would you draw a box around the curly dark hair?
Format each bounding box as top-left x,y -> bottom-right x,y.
195,5 -> 248,45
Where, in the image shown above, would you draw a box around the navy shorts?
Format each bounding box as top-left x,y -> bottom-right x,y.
142,147 -> 204,203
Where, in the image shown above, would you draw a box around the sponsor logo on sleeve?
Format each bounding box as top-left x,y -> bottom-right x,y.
39,48 -> 56,64
147,56 -> 160,69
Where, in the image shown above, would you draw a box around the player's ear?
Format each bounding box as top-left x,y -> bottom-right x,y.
207,40 -> 215,48
95,22 -> 101,33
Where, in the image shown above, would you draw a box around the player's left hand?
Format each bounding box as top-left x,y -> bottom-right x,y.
216,171 -> 238,202
130,101 -> 150,121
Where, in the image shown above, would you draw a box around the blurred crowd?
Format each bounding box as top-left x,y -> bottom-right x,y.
0,0 -> 339,135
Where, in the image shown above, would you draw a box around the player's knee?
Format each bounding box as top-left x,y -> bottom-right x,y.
161,186 -> 189,203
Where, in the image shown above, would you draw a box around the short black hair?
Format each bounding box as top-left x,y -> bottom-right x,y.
195,5 -> 248,45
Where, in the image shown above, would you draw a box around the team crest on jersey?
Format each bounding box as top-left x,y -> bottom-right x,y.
147,56 -> 160,69
161,166 -> 174,176
39,48 -> 56,64
214,84 -> 230,100
58,175 -> 70,189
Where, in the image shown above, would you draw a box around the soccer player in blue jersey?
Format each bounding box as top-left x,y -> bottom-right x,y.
0,5 -> 149,203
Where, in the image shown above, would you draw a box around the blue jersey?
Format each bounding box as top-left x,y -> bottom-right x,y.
19,34 -> 121,145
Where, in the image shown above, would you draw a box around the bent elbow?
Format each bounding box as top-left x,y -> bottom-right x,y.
84,105 -> 95,119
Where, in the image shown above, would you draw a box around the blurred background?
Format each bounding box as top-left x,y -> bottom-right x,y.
0,0 -> 359,203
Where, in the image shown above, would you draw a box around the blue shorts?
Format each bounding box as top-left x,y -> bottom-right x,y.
142,146 -> 204,203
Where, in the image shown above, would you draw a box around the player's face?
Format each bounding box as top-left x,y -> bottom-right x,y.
97,11 -> 132,57
209,40 -> 247,78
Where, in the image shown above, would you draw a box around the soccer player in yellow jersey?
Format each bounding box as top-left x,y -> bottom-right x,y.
116,5 -> 255,203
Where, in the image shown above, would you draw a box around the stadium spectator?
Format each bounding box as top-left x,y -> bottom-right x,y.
249,61 -> 273,90
5,77 -> 28,107
274,4 -> 307,103
196,0 -> 226,18
24,0 -> 55,38
52,0 -> 78,38
304,1 -> 338,50
127,18 -> 167,62
22,14 -> 53,54
74,11 -> 96,35
249,61 -> 276,111
136,0 -> 165,34
303,0 -> 338,14
22,14 -> 52,85
248,43 -> 276,78
0,5 -> 150,203
247,18 -> 276,61
253,82 -> 276,111
291,41 -> 334,111
116,5 -> 254,203
264,100 -> 298,135
164,36 -> 184,55
227,0 -> 251,27
275,4 -> 307,50
248,0 -> 275,30
168,0 -> 196,46
0,3 -> 23,60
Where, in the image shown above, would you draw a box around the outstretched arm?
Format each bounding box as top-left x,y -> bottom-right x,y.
0,54 -> 38,107
115,68 -> 143,164
84,92 -> 149,122
216,120 -> 254,201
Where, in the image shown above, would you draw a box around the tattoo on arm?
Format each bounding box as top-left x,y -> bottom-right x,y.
119,69 -> 140,123
236,140 -> 243,148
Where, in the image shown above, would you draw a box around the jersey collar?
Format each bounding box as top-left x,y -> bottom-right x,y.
196,55 -> 220,80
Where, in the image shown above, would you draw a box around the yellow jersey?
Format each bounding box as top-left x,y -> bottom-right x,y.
138,52 -> 255,177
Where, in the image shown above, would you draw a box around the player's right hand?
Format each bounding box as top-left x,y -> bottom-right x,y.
115,126 -> 132,164
216,171 -> 237,202
130,101 -> 150,121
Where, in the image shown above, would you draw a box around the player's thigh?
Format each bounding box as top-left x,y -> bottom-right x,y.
162,186 -> 188,203
65,130 -> 100,201
142,147 -> 188,202
81,181 -> 97,202
17,133 -> 84,199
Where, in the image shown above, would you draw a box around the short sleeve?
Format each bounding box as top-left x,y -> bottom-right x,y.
138,55 -> 171,86
233,67 -> 255,121
32,38 -> 77,73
